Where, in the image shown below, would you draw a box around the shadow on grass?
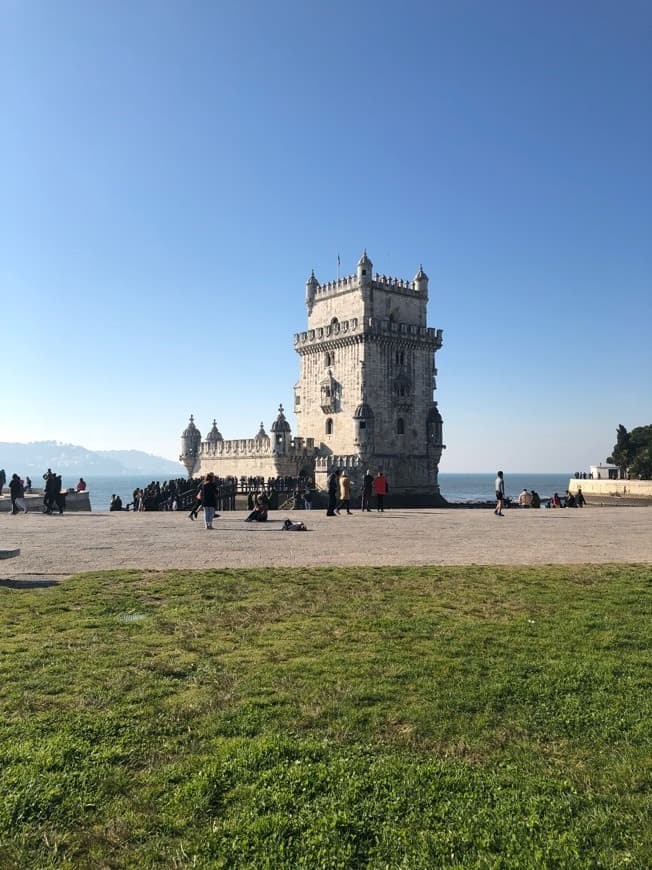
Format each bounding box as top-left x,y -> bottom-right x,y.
0,578 -> 61,589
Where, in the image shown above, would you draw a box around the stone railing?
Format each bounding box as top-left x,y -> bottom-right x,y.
201,437 -> 317,457
315,454 -> 363,472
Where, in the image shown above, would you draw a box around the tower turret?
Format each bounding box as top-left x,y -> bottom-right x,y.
271,403 -> 292,454
357,249 -> 373,286
206,419 -> 223,445
306,270 -> 319,314
179,415 -> 202,477
414,264 -> 429,294
353,401 -> 375,453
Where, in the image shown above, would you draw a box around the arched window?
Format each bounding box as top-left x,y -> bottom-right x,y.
397,418 -> 405,435
326,418 -> 333,435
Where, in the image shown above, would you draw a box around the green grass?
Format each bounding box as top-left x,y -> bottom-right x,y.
0,565 -> 650,868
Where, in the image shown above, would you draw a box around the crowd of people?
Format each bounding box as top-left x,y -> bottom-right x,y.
516,486 -> 585,509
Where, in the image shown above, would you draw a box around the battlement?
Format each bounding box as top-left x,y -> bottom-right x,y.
294,318 -> 442,347
311,272 -> 424,300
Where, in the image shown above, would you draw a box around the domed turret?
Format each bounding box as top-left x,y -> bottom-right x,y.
180,415 -> 202,477
206,419 -> 223,443
271,403 -> 291,433
427,403 -> 444,446
353,402 -> 374,451
254,421 -> 270,446
306,270 -> 319,313
357,249 -> 373,286
271,403 -> 291,454
414,264 -> 429,293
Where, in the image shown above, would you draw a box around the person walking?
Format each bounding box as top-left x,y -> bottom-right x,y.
361,469 -> 373,512
373,470 -> 388,512
9,474 -> 28,514
337,470 -> 353,514
189,478 -> 204,520
326,469 -> 340,516
200,472 -> 219,529
494,470 -> 505,516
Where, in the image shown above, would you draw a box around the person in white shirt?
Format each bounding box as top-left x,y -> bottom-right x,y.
494,471 -> 505,516
518,488 -> 532,507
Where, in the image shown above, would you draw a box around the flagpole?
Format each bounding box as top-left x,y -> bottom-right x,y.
337,254 -> 340,280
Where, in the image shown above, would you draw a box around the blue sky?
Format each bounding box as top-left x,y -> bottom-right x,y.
2,0 -> 650,471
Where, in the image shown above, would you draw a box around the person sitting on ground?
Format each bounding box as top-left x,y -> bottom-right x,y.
564,490 -> 576,508
518,488 -> 532,507
551,492 -> 562,508
110,494 -> 123,511
530,490 -> 541,509
76,477 -> 87,492
245,491 -> 269,522
575,487 -> 586,508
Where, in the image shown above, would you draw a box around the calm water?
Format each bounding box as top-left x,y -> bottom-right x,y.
70,472 -> 574,511
438,473 -> 573,503
65,475 -> 183,511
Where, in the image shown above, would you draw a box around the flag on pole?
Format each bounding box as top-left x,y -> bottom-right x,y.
337,254 -> 341,278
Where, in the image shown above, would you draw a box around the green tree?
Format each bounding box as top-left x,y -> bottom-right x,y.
607,424 -> 652,479
606,424 -> 632,476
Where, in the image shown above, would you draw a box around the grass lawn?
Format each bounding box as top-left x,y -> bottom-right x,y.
0,564 -> 650,868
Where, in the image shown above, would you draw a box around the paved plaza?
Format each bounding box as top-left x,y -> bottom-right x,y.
1,506 -> 651,578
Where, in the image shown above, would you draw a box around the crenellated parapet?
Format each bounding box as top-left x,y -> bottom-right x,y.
309,272 -> 426,300
294,317 -> 442,350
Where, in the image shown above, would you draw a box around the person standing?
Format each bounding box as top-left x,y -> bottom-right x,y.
337,470 -> 353,515
201,472 -> 218,529
494,470 -> 505,516
576,487 -> 586,508
54,474 -> 65,514
326,469 -> 340,516
43,471 -> 56,514
9,474 -> 28,514
361,469 -> 374,512
373,470 -> 388,512
0,468 -> 6,495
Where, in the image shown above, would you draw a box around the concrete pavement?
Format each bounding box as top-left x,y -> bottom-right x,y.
1,506 -> 651,578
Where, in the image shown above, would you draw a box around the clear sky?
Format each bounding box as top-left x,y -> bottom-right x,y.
2,0 -> 651,472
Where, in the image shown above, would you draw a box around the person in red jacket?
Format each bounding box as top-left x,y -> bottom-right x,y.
373,470 -> 388,512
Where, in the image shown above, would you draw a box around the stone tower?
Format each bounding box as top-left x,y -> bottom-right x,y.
294,251 -> 445,498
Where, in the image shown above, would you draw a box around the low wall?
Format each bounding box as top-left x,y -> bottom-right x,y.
0,491 -> 92,513
568,479 -> 652,504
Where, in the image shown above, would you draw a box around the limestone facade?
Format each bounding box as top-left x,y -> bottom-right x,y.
181,252 -> 445,499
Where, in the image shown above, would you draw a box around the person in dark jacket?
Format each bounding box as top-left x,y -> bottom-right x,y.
326,469 -> 340,516
361,470 -> 374,512
200,472 -> 219,529
9,474 -> 28,514
0,468 -> 6,495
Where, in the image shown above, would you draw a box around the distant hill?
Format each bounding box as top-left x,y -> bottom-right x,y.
0,441 -> 183,477
95,450 -> 184,476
